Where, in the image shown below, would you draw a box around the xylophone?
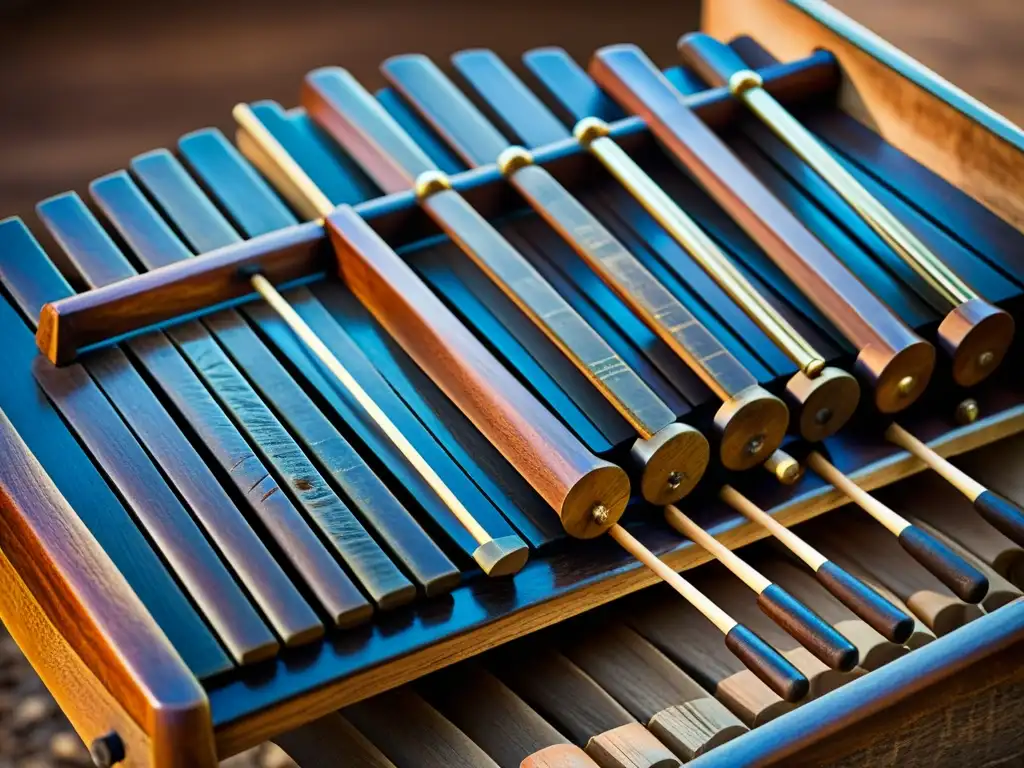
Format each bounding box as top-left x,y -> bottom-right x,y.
1,1 -> 1023,766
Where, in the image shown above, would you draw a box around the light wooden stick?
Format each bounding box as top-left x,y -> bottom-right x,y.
253,275 -> 491,550
719,486 -> 826,570
807,452 -> 909,536
885,423 -> 984,500
663,506 -> 771,593
608,524 -> 735,634
235,104 -> 527,576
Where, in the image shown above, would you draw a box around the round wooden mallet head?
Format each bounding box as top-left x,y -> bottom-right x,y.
855,340 -> 935,414
937,299 -> 1015,387
630,422 -> 710,506
713,386 -> 789,471
785,366 -> 861,443
558,462 -> 632,539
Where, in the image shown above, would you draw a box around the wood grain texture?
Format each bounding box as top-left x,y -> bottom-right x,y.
0,410 -> 217,767
37,191 -> 388,623
345,688 -> 500,768
562,623 -> 747,759
703,0 -> 1024,230
272,712 -> 395,768
93,166 -> 460,595
423,664 -> 570,768
325,206 -> 630,539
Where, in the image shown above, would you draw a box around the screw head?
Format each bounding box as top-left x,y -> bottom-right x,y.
897,376 -> 916,396
745,434 -> 766,456
590,504 -> 610,526
666,471 -> 685,490
814,407 -> 833,425
977,350 -> 995,368
90,732 -> 125,767
955,398 -> 980,425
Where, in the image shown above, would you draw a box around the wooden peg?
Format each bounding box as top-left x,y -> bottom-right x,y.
808,451 -> 988,603
664,505 -> 859,671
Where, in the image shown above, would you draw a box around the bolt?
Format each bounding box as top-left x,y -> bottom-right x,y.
590,504 -> 610,525
90,732 -> 125,767
897,376 -> 916,396
666,471 -> 685,490
746,434 -> 766,456
978,350 -> 995,368
955,398 -> 980,425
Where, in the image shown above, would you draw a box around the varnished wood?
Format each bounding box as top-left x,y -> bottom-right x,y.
325,206 -> 631,538
702,0 -> 1024,231
0,410 -> 218,767
32,52 -> 840,365
809,515 -> 984,636
37,192 -> 385,624
588,44 -> 936,413
208,401 -> 1024,755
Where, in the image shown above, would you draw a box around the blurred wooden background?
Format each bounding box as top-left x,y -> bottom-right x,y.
0,0 -> 1021,225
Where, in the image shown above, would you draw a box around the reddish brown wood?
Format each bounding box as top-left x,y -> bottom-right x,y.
325,206 -> 630,537
0,409 -> 217,767
588,45 -> 936,414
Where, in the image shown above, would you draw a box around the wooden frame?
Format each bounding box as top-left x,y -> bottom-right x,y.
703,0 -> 1024,230
1,2 -> 1023,765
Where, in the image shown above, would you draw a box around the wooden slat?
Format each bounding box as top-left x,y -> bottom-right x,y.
0,218 -> 321,651
175,133 -> 554,550
94,166 -> 461,597
272,712 -> 396,768
0,407 -> 218,766
423,663 -> 572,768
562,622 -> 748,760
36,193 -> 380,624
494,649 -> 680,768
345,688 -> 500,768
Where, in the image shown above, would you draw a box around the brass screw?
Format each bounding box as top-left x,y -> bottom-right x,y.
590,504 -> 610,525
897,376 -> 916,396
746,434 -> 766,456
978,351 -> 995,368
955,398 -> 980,425
667,471 -> 685,490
